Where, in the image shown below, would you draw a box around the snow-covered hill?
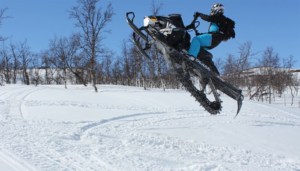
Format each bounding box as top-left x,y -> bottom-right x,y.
0,85 -> 299,170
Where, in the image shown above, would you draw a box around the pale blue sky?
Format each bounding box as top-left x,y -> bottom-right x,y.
1,0 -> 300,68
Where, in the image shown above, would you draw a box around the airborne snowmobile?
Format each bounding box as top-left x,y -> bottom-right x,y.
126,12 -> 243,116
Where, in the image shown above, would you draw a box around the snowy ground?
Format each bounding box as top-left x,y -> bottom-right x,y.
0,84 -> 299,171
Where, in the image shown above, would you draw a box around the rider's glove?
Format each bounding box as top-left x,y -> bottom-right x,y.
185,23 -> 194,30
193,12 -> 201,18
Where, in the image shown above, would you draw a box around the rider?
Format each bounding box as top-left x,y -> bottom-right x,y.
187,3 -> 235,76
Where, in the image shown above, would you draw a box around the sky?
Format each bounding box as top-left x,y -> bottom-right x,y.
1,0 -> 300,68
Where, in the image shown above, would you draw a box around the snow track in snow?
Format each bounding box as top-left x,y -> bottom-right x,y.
0,85 -> 299,170
0,86 -> 75,170
76,111 -> 299,170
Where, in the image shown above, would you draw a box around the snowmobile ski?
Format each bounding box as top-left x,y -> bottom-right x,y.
132,33 -> 152,61
126,12 -> 148,42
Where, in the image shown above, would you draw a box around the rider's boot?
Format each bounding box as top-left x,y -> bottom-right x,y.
200,77 -> 209,90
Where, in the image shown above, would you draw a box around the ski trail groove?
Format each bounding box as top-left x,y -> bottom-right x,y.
19,87 -> 45,120
0,87 -> 79,170
80,112 -> 167,133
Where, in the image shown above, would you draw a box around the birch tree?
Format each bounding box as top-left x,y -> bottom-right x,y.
68,0 -> 114,92
151,0 -> 165,91
18,40 -> 31,85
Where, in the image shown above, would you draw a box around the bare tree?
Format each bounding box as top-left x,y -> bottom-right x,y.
223,41 -> 257,88
0,50 -> 3,85
282,55 -> 297,106
258,47 -> 280,68
18,39 -> 32,85
150,0 -> 165,91
131,44 -> 147,90
151,0 -> 163,18
49,36 -> 70,88
257,47 -> 280,103
30,53 -> 43,86
98,50 -> 114,84
9,43 -> 20,84
68,0 -> 115,92
41,50 -> 53,84
223,54 -> 236,75
0,8 -> 12,42
0,43 -> 12,84
214,57 -> 224,72
63,33 -> 88,86
110,57 -> 122,85
0,9 -> 12,86
121,39 -> 135,86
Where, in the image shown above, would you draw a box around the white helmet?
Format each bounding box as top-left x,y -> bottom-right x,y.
210,3 -> 225,15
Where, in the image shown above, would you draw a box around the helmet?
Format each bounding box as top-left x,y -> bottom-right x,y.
210,3 -> 225,15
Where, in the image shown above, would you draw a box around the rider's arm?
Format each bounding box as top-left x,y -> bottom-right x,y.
195,12 -> 219,23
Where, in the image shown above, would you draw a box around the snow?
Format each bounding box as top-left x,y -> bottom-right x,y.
0,84 -> 299,170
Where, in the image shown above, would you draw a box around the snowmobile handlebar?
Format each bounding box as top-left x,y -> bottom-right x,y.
186,14 -> 200,35
191,15 -> 200,35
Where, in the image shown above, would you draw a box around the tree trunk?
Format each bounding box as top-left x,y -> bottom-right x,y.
268,80 -> 271,104
142,77 -> 146,90
25,70 -> 30,85
10,44 -> 18,84
155,48 -> 165,91
22,67 -> 30,85
290,86 -> 294,106
64,68 -> 68,89
91,46 -> 98,92
5,55 -> 11,84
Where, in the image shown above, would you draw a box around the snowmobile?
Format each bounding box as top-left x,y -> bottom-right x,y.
126,12 -> 243,117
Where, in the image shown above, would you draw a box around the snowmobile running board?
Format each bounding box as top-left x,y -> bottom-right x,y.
126,12 -> 243,117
